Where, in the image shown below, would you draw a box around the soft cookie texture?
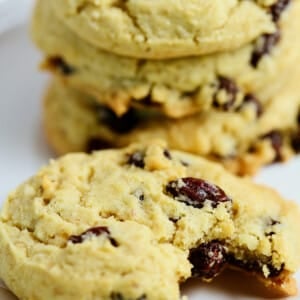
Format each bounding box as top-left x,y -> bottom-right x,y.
0,142 -> 300,299
44,80 -> 300,175
32,0 -> 298,118
50,0 -> 279,59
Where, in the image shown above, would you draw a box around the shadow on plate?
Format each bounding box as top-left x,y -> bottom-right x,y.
181,269 -> 287,299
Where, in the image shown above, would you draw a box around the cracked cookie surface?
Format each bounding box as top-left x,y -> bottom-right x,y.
50,0 -> 282,59
32,0 -> 299,118
0,142 -> 299,299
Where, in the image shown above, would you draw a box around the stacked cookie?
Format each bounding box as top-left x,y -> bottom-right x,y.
1,142 -> 300,299
31,0 -> 300,175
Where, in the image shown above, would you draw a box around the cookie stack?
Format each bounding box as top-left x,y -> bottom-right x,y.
31,0 -> 300,175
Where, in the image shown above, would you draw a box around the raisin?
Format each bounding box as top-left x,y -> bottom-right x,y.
111,293 -> 124,300
269,219 -> 281,226
268,263 -> 285,278
138,95 -> 161,107
213,76 -> 239,111
181,160 -> 190,167
110,293 -> 147,300
97,106 -> 139,134
270,0 -> 291,22
69,226 -> 118,246
133,188 -> 145,201
265,218 -> 280,236
227,255 -> 284,278
128,151 -> 145,168
86,138 -> 113,153
291,129 -> 300,153
169,217 -> 180,223
261,130 -> 283,162
166,178 -> 231,209
189,241 -> 227,280
251,30 -> 281,68
163,149 -> 172,160
241,94 -> 263,117
48,57 -> 76,75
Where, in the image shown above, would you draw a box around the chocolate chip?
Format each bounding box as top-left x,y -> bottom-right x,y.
97,106 -> 139,134
48,57 -> 76,75
241,94 -> 263,117
270,0 -> 291,22
261,130 -> 283,162
128,151 -> 145,168
251,30 -> 281,68
227,255 -> 284,278
86,138 -> 113,153
213,76 -> 239,111
69,226 -> 118,246
189,241 -> 227,280
163,149 -> 172,160
166,178 -> 231,209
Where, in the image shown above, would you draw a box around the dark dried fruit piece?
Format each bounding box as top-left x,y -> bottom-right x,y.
213,76 -> 239,111
189,241 -> 227,280
48,56 -> 76,75
133,188 -> 145,201
128,151 -> 145,168
251,30 -> 281,68
86,138 -> 113,153
110,293 -> 147,300
69,226 -> 118,246
181,160 -> 190,167
291,129 -> 300,153
261,130 -> 283,162
269,219 -> 281,226
265,218 -> 281,236
97,106 -> 139,134
241,94 -> 263,117
270,0 -> 291,22
163,149 -> 172,160
227,255 -> 284,278
111,293 -> 124,300
166,177 -> 231,209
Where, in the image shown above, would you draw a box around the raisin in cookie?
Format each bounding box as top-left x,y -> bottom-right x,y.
43,79 -> 300,175
0,142 -> 299,299
50,0 -> 280,59
32,0 -> 299,118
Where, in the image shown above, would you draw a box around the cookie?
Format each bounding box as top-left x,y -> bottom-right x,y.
32,0 -> 300,118
50,0 -> 283,59
43,79 -> 300,175
0,141 -> 299,299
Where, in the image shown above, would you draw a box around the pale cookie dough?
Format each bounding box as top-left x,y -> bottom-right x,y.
44,78 -> 300,175
0,142 -> 300,300
32,0 -> 300,118
50,0 -> 282,59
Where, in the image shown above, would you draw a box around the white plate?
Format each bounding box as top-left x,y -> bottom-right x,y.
0,23 -> 299,300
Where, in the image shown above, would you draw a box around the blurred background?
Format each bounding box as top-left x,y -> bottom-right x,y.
0,0 -> 33,34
